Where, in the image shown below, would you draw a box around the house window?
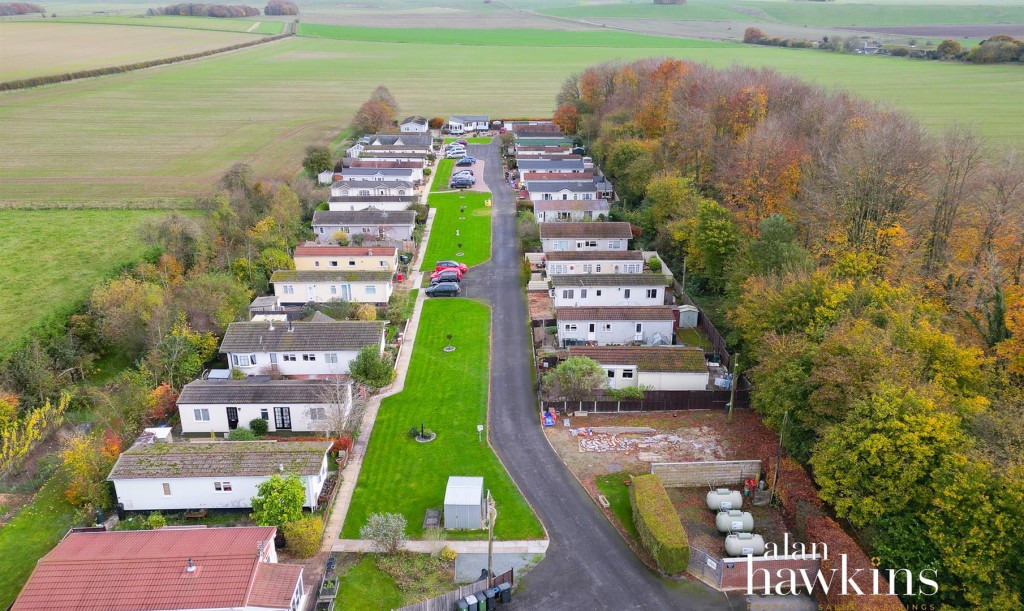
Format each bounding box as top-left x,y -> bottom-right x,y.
314,261 -> 320,267
359,189 -> 371,196
580,289 -> 587,299
319,227 -> 325,234
302,354 -> 316,362
330,261 -> 339,267
362,227 -> 372,233
309,408 -> 326,421
557,211 -> 571,220
595,265 -> 602,273
270,353 -> 278,364
231,354 -> 256,367
349,260 -> 356,266
366,286 -> 377,295
582,193 -> 592,200
162,483 -> 171,496
260,408 -> 269,421
565,324 -> 578,331
624,289 -> 631,299
646,289 -> 658,299
584,240 -> 598,248
561,289 -> 574,299
330,286 -> 338,295
194,408 -> 210,422
607,369 -> 615,379
595,290 -> 602,297
583,265 -> 592,274
609,240 -> 621,249
626,264 -> 641,273
326,353 -> 339,364
214,482 -> 233,492
602,324 -> 612,332
283,354 -> 297,362
622,369 -> 635,379
283,285 -> 294,295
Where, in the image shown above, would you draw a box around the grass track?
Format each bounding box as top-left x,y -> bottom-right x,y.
422,191 -> 492,269
341,299 -> 543,541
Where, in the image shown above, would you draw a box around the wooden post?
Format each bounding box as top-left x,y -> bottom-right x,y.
728,352 -> 740,421
486,491 -> 495,588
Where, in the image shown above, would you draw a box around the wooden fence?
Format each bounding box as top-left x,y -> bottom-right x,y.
395,569 -> 513,611
541,388 -> 750,413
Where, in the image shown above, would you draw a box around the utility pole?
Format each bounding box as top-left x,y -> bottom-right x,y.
486,490 -> 495,587
727,352 -> 740,422
769,410 -> 788,505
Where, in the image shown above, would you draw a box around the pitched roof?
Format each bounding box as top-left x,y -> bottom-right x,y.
108,441 -> 331,480
361,134 -> 432,146
529,182 -> 601,193
521,171 -> 593,181
219,320 -> 385,352
557,306 -> 676,321
294,245 -> 397,257
331,179 -> 413,190
338,168 -> 415,178
271,270 -> 393,283
313,209 -> 417,226
359,151 -> 429,159
401,115 -> 428,126
534,200 -> 609,212
328,196 -> 415,205
177,379 -> 345,405
517,159 -> 586,171
545,250 -> 644,261
345,159 -> 423,169
450,115 -> 489,122
11,527 -> 282,611
539,222 -> 633,239
549,273 -> 670,287
569,346 -> 708,373
249,563 -> 303,608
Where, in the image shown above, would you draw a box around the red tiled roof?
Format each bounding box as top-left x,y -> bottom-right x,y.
557,306 -> 676,321
12,527 -> 292,611
294,245 -> 397,257
249,563 -> 303,608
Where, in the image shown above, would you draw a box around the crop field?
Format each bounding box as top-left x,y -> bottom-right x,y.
3,29 -> 1022,205
0,22 -> 262,81
53,15 -> 284,34
0,210 -> 167,352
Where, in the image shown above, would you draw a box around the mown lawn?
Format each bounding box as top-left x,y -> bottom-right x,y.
431,159 -> 455,193
596,473 -> 639,542
422,191 -> 492,270
0,210 -> 168,354
342,299 -> 543,540
444,137 -> 493,145
0,473 -> 78,609
335,555 -> 404,611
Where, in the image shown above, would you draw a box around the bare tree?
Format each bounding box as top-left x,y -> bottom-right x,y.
313,377 -> 363,437
922,126 -> 985,276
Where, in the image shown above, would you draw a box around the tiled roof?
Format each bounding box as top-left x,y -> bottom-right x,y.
271,270 -> 393,283
312,210 -> 417,226
549,273 -> 670,287
219,320 -> 385,352
569,346 -> 708,373
11,527 -> 283,611
539,222 -> 632,239
513,123 -> 561,134
401,115 -> 428,126
450,115 -> 489,122
557,306 -> 676,321
339,167 -> 416,177
522,172 -> 592,181
545,250 -> 643,261
108,441 -> 331,480
249,563 -> 303,608
331,179 -> 413,190
345,160 -> 423,169
294,245 -> 397,257
177,379 -> 344,405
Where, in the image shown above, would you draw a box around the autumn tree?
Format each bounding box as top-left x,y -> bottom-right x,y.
144,314 -> 219,390
176,272 -> 252,334
0,394 -> 68,478
62,431 -> 120,509
543,357 -> 607,402
428,116 -> 445,129
936,39 -> 962,57
552,104 -> 579,135
90,276 -> 168,358
740,214 -> 813,278
688,199 -> 741,293
922,126 -> 984,276
302,145 -> 332,178
369,85 -> 399,116
350,99 -> 394,138
743,27 -> 764,43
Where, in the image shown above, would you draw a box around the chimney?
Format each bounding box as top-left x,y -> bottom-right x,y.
287,320 -> 294,333
186,558 -> 196,573
268,319 -> 274,331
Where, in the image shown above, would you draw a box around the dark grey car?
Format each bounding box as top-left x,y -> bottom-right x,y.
425,282 -> 461,297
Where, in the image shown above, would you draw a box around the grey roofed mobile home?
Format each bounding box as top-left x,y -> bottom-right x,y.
219,320 -> 386,353
312,209 -> 416,227
549,273 -> 671,287
108,441 -> 332,480
444,476 -> 485,530
338,168 -> 416,180
177,378 -> 343,405
359,134 -> 432,147
517,159 -> 586,173
538,222 -> 633,240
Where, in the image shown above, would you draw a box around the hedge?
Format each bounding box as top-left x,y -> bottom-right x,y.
629,474 -> 689,574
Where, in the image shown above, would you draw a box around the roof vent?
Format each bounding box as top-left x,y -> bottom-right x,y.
186,558 -> 196,573
268,319 -> 275,331
287,320 -> 294,332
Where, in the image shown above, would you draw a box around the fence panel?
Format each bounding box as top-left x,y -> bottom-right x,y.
651,460 -> 762,488
395,569 -> 514,611
687,545 -> 723,588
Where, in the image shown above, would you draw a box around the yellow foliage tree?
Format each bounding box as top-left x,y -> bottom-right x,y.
0,394 -> 69,478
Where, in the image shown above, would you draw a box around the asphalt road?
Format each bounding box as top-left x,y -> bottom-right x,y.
464,142 -> 741,610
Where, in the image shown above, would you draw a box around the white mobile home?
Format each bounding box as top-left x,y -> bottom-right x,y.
336,168 -> 418,183
400,115 -> 429,133
312,209 -> 417,244
544,250 -> 645,275
550,274 -> 669,308
220,320 -> 385,377
517,158 -> 586,174
108,440 -> 332,511
539,222 -> 633,253
293,244 -> 398,271
271,269 -> 394,306
533,199 -> 609,223
568,346 -> 710,391
447,115 -> 489,134
557,306 -> 676,347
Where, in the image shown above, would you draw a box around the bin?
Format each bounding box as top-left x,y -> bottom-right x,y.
475,592 -> 488,610
457,600 -> 469,610
464,594 -> 478,608
497,582 -> 512,603
484,588 -> 497,610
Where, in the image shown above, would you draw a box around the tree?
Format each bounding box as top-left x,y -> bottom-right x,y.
146,511 -> 167,529
428,116 -> 445,129
1,394 -> 68,478
62,431 -> 120,509
302,145 -> 332,178
743,27 -> 765,43
349,346 -> 395,389
145,314 -> 219,390
552,104 -> 579,135
315,375 -> 361,436
937,39 -> 962,57
688,199 -> 741,292
922,126 -> 984,276
359,512 -> 407,554
543,357 -> 607,401
221,162 -> 253,193
283,516 -> 323,558
370,85 -> 399,116
90,276 -> 168,358
354,304 -> 377,321
351,99 -> 395,138
517,211 -> 540,252
269,186 -> 304,244
741,214 -> 813,278
251,474 -> 305,528
177,272 -> 252,334
810,384 -> 964,527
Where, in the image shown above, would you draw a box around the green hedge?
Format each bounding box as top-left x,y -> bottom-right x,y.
629,474 -> 689,573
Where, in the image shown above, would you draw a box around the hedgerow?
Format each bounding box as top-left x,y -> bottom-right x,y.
629,474 -> 689,574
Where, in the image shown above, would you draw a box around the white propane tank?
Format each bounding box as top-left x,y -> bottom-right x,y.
716,509 -> 754,533
725,532 -> 766,557
706,488 -> 743,511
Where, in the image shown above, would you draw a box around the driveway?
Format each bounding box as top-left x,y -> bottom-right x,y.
466,142 -> 740,609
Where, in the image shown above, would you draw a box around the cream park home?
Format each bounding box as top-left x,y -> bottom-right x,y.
220,320 -> 385,377
293,244 -> 398,271
177,378 -> 352,435
568,346 -> 710,391
107,440 -> 332,511
271,270 -> 394,306
539,222 -> 633,252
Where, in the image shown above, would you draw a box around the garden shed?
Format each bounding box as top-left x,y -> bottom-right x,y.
444,476 -> 485,530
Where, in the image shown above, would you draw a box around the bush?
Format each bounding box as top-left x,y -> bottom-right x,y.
228,427 -> 257,440
249,417 -> 269,436
350,346 -> 395,389
360,512 -> 407,554
354,304 -> 377,321
629,475 -> 689,574
283,516 -> 323,558
251,474 -> 305,527
438,545 -> 457,562
146,511 -> 167,529
423,168 -> 432,176
647,257 -> 662,273
428,117 -> 446,129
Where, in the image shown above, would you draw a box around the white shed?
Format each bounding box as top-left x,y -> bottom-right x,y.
443,476 -> 485,530
678,304 -> 699,328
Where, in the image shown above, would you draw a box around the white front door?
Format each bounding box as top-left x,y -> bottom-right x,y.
634,323 -> 643,341
587,324 -> 596,342
306,284 -> 316,301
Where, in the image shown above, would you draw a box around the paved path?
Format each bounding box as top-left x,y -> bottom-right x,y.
467,142 -> 739,610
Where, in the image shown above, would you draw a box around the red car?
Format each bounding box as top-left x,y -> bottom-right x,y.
455,139 -> 469,146
430,267 -> 463,280
435,260 -> 468,273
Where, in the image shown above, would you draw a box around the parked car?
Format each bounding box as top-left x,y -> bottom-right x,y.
455,157 -> 476,167
436,260 -> 468,273
445,144 -> 465,152
445,150 -> 467,159
452,169 -> 474,177
430,267 -> 463,280
451,172 -> 475,184
450,177 -> 474,189
425,282 -> 461,297
430,271 -> 462,285
455,139 -> 468,146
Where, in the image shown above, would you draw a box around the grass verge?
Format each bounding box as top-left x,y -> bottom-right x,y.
335,555 -> 404,610
431,159 -> 455,193
444,137 -> 492,145
342,299 -> 543,540
596,473 -> 639,542
421,192 -> 492,270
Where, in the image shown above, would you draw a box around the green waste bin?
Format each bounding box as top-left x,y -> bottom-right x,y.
475,591 -> 487,611
457,600 -> 469,611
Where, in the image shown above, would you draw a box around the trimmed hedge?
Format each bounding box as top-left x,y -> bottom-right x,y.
629,474 -> 689,574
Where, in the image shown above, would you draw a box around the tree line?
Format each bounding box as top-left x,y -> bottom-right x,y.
147,3 -> 259,17
0,2 -> 43,15
556,58 -> 1023,608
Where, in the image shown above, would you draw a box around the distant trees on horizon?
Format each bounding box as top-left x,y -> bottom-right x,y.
0,2 -> 45,15
147,4 -> 260,18
264,0 -> 297,16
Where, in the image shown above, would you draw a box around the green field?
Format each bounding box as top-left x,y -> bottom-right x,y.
55,15 -> 285,34
2,30 -> 1022,204
341,299 -> 543,541
422,191 -> 492,269
0,210 -> 166,353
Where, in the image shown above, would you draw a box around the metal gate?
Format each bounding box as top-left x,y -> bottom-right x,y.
687,545 -> 723,588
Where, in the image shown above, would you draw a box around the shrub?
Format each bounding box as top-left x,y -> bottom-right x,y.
283,516 -> 323,558
360,512 -> 407,554
228,427 -> 257,440
439,545 -> 458,562
647,257 -> 662,273
354,304 -> 377,321
423,168 -> 432,176
332,435 -> 353,453
146,511 -> 167,529
249,417 -> 269,436
350,346 -> 395,389
629,474 -> 689,574
428,116 -> 446,129
743,27 -> 764,44
332,230 -> 349,246
251,474 -> 305,527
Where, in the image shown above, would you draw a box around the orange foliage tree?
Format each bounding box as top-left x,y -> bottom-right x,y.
552,104 -> 579,135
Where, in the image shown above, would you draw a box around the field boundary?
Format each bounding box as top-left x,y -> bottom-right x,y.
0,21 -> 296,93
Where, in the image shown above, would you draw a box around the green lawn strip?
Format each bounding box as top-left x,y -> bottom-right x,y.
54,16 -> 282,34
422,191 -> 492,270
342,299 -> 543,540
596,473 -> 639,542
335,555 -> 404,611
0,210 -> 169,355
444,137 -> 492,145
297,24 -> 735,48
431,159 -> 455,193
0,473 -> 78,609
